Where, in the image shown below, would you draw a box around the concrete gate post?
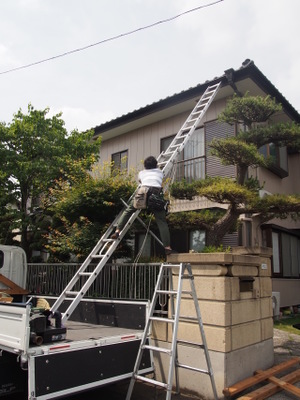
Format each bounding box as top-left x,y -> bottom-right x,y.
151,247 -> 274,399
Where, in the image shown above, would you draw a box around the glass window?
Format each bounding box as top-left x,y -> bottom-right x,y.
161,128 -> 205,182
244,221 -> 252,247
189,230 -> 206,252
111,150 -> 128,173
161,135 -> 174,152
272,232 -> 280,274
259,143 -> 288,176
279,146 -> 288,170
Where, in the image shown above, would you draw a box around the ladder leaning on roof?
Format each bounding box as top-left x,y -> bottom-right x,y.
50,81 -> 222,325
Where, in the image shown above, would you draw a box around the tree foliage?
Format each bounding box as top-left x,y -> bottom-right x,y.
44,163 -> 137,261
170,94 -> 300,246
0,104 -> 101,259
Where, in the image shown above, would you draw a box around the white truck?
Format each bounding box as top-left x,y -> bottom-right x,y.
0,245 -> 152,399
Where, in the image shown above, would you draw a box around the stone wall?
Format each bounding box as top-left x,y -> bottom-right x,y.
151,248 -> 274,399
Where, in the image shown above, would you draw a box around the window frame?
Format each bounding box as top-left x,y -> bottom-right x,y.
160,127 -> 205,182
111,150 -> 128,173
262,226 -> 300,278
259,143 -> 289,178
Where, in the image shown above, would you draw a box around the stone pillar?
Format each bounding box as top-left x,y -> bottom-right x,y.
151,247 -> 273,399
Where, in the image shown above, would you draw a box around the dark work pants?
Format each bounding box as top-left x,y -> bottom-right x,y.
116,200 -> 170,247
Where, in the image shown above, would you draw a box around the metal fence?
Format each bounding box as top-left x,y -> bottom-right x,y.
27,262 -> 162,302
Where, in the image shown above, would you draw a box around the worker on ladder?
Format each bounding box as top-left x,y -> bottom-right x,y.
111,156 -> 176,255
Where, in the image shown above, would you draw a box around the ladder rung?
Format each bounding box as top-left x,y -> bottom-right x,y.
162,264 -> 181,269
78,272 -> 93,276
143,344 -> 172,355
181,290 -> 193,294
91,254 -> 105,259
135,374 -> 168,389
150,316 -> 175,324
176,362 -> 209,375
176,132 -> 189,138
156,289 -> 177,295
65,291 -> 79,296
204,89 -> 216,95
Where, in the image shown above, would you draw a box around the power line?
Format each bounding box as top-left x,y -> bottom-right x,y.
0,0 -> 224,76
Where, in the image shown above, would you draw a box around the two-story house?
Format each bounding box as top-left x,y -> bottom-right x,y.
93,59 -> 300,309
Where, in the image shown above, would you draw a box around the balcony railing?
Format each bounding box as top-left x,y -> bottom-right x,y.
175,157 -> 205,183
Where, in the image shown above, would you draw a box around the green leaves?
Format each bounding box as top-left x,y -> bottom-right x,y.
45,163 -> 137,261
219,93 -> 282,127
0,104 -> 101,258
210,137 -> 267,168
249,193 -> 300,220
167,209 -> 225,230
170,92 -> 300,246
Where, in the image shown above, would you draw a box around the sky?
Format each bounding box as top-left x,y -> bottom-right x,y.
1,0 -> 300,133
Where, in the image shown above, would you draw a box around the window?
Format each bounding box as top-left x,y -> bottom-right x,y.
259,144 -> 288,177
189,230 -> 206,252
267,229 -> 300,277
281,233 -> 300,277
272,232 -> 280,274
111,150 -> 128,173
161,127 -> 205,182
242,220 -> 252,247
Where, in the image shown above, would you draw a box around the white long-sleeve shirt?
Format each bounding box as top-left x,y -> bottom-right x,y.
138,168 -> 163,188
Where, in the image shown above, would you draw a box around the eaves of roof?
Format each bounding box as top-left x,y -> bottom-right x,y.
93,59 -> 300,138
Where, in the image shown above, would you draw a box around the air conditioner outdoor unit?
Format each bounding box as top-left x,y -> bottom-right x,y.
272,292 -> 280,318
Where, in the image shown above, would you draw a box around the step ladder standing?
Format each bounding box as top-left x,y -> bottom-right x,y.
125,262 -> 219,400
50,82 -> 221,324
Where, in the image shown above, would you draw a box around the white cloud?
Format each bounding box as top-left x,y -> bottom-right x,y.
0,0 -> 300,130
52,107 -> 115,133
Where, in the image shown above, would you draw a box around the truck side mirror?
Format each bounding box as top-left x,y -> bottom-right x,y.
0,250 -> 3,268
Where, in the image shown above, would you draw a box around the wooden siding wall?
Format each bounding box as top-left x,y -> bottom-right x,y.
97,97 -> 227,176
98,113 -> 190,175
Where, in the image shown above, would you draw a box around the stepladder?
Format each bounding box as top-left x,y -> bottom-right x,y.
126,262 -> 219,400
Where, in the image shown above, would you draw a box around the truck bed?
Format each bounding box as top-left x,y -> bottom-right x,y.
0,298 -> 153,399
65,320 -> 140,341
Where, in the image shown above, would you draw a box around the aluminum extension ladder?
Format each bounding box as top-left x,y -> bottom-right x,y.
125,262 -> 218,400
50,82 -> 221,324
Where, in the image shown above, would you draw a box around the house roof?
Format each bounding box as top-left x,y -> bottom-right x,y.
93,59 -> 300,140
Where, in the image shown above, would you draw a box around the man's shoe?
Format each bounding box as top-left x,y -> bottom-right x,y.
111,231 -> 119,239
165,249 -> 178,255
